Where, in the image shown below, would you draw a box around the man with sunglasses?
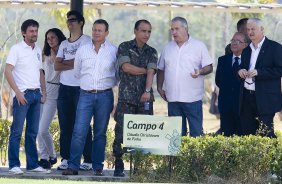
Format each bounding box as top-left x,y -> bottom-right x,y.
238,18 -> 282,137
55,10 -> 92,171
215,32 -> 248,136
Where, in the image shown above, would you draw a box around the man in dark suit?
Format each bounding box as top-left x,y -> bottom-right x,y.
216,32 -> 248,136
238,18 -> 282,137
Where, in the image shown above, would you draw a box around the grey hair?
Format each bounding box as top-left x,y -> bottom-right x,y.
171,16 -> 188,30
247,18 -> 264,30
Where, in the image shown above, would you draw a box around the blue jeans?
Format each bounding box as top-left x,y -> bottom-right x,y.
68,90 -> 113,171
8,89 -> 41,170
168,101 -> 203,137
57,84 -> 92,162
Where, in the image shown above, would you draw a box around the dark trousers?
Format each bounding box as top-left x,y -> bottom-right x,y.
220,112 -> 240,136
240,89 -> 275,137
113,101 -> 153,171
57,84 -> 92,162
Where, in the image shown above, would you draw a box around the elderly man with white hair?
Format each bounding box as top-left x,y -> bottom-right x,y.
238,18 -> 282,137
157,16 -> 213,137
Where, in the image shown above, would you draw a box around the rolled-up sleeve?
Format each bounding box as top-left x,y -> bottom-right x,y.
147,49 -> 158,70
118,55 -> 130,67
117,43 -> 130,67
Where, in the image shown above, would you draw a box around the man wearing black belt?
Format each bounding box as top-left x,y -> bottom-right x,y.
62,19 -> 117,176
238,18 -> 282,137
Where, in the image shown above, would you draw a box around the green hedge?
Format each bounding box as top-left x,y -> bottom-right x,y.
1,118 -> 282,183
128,135 -> 282,183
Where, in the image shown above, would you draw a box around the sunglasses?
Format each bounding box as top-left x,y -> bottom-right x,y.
67,18 -> 78,23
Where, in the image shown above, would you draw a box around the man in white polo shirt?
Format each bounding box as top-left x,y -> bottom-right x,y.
55,10 -> 92,170
62,19 -> 117,176
157,17 -> 213,137
5,19 -> 50,174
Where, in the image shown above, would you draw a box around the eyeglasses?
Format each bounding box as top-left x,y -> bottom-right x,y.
67,18 -> 78,23
230,40 -> 245,45
244,78 -> 255,85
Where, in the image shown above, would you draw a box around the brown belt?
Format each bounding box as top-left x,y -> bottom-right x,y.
81,88 -> 112,94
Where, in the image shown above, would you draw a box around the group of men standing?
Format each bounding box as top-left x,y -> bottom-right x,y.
5,11 -> 213,176
216,18 -> 282,137
4,10 -> 282,177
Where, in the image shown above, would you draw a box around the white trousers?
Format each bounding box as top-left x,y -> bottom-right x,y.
37,98 -> 57,160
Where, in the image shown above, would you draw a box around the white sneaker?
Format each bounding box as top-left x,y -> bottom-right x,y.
9,167 -> 24,175
79,162 -> 92,170
26,166 -> 51,174
57,159 -> 68,170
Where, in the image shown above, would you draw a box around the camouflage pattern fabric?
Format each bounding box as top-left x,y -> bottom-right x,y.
113,39 -> 157,166
113,102 -> 153,158
117,39 -> 158,105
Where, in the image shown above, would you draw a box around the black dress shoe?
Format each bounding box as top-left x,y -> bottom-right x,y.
114,170 -> 125,177
62,168 -> 78,175
94,169 -> 103,176
49,157 -> 57,166
38,159 -> 51,169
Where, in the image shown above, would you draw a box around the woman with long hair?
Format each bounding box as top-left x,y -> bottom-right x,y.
37,28 -> 66,169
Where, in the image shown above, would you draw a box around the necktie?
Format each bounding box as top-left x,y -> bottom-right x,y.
232,57 -> 239,74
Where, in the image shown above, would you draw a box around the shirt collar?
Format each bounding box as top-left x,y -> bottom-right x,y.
250,36 -> 265,50
132,39 -> 149,50
21,40 -> 37,49
173,36 -> 191,46
92,40 -> 107,49
232,55 -> 241,60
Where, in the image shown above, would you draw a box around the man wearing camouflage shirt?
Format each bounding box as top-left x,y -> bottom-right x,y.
113,19 -> 158,177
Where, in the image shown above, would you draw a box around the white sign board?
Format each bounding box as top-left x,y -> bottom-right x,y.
123,114 -> 182,156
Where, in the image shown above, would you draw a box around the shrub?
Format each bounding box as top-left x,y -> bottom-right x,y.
1,117 -> 282,183
0,119 -> 11,165
129,135 -> 277,183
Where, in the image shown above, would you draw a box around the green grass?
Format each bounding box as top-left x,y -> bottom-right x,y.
0,178 -> 124,184
0,178 -> 167,184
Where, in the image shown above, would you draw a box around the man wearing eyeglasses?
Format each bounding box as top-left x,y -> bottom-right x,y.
55,10 -> 92,171
225,18 -> 249,55
215,32 -> 248,136
238,18 -> 282,137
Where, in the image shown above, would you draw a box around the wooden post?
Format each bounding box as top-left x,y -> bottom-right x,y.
71,0 -> 83,14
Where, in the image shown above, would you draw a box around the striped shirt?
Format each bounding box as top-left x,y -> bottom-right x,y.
74,40 -> 118,90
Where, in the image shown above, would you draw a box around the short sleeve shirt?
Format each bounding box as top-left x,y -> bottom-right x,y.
6,41 -> 42,94
117,39 -> 158,105
56,34 -> 92,86
158,37 -> 212,102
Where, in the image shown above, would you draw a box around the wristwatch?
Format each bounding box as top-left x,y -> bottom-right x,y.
145,88 -> 151,93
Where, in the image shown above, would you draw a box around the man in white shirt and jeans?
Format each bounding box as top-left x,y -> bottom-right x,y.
62,19 -> 117,176
55,10 -> 92,170
157,17 -> 213,137
5,19 -> 50,174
